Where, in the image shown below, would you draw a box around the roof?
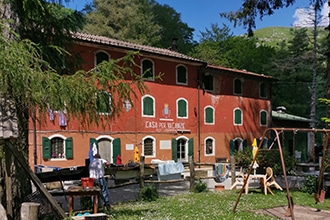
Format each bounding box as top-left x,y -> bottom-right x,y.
206,64 -> 273,80
72,32 -> 206,64
271,110 -> 311,122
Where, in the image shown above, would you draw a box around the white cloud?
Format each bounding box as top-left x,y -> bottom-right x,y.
293,3 -> 329,27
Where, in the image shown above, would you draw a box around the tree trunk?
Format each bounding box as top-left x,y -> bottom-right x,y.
1,1 -> 32,219
327,0 -> 330,128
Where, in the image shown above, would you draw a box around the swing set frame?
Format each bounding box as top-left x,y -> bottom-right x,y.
232,127 -> 330,220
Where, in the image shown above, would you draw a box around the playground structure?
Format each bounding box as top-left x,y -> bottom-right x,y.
233,127 -> 330,220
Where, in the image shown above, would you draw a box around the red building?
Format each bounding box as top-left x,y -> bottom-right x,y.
28,33 -> 273,169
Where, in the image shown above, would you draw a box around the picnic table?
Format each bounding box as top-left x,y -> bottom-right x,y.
66,185 -> 100,215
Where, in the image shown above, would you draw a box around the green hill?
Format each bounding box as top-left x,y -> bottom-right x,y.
253,26 -> 327,48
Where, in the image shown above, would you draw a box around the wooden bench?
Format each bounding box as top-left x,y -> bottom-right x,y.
66,186 -> 100,215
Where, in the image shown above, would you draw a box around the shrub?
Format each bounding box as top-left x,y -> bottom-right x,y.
194,178 -> 208,193
137,184 -> 159,202
301,175 -> 318,194
233,148 -> 252,169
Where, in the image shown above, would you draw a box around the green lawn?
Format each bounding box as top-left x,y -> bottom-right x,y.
105,189 -> 330,219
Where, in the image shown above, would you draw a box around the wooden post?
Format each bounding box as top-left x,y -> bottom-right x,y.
139,156 -> 145,189
230,156 -> 236,185
189,156 -> 195,191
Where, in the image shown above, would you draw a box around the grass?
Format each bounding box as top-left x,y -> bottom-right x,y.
103,189 -> 330,219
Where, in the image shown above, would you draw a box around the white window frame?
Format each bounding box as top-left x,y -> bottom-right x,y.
204,105 -> 215,125
141,59 -> 155,81
142,136 -> 156,158
48,134 -> 67,161
176,64 -> 188,85
204,137 -> 215,156
233,108 -> 243,126
176,98 -> 188,119
141,95 -> 155,118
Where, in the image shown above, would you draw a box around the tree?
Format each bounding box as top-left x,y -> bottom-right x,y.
83,0 -> 196,54
151,1 -> 196,54
220,0 -> 296,37
83,0 -> 161,46
193,23 -> 276,74
1,1 -> 147,219
221,1 -> 330,126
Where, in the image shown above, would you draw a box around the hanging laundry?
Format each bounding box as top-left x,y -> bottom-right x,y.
58,111 -> 67,127
49,109 -> 54,121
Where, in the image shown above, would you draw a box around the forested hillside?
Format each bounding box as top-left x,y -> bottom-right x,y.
253,26 -> 328,48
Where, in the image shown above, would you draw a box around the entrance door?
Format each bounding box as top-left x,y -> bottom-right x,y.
98,138 -> 112,163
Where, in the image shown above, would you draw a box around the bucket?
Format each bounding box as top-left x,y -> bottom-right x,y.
81,178 -> 89,188
88,178 -> 94,187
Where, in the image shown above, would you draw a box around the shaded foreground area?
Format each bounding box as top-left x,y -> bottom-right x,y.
253,205 -> 330,219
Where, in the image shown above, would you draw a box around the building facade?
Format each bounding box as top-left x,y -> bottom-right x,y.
28,33 -> 273,169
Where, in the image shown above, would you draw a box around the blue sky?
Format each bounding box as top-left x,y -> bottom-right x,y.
66,0 -> 328,40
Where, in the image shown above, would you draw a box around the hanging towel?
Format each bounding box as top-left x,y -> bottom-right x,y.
49,109 -> 54,121
58,111 -> 67,127
215,163 -> 229,183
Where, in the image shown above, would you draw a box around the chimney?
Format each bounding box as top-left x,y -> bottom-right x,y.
168,38 -> 178,52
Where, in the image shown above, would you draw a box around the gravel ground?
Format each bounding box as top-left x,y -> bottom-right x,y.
51,179 -> 191,213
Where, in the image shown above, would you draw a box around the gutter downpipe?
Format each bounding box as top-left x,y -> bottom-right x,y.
197,63 -> 207,166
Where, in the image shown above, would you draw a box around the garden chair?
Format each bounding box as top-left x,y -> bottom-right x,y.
230,167 -> 247,190
265,167 -> 283,195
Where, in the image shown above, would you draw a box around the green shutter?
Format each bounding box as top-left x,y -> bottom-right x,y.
177,66 -> 186,83
42,137 -> 51,159
205,107 -> 213,123
143,97 -> 153,115
234,79 -> 241,94
260,83 -> 267,98
65,137 -> 73,159
90,138 -> 98,153
113,138 -> 121,163
188,138 -> 194,157
172,138 -> 178,162
230,140 -> 235,156
260,111 -> 267,125
234,109 -> 241,124
178,100 -> 186,117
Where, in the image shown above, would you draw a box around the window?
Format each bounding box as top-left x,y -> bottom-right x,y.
177,138 -> 187,161
234,108 -> 242,125
177,98 -> 188,118
205,137 -> 214,155
142,95 -> 155,117
230,138 -> 246,155
259,82 -> 267,98
176,65 -> 187,85
96,91 -> 111,114
234,78 -> 242,95
42,135 -> 73,159
260,110 -> 267,126
95,51 -> 109,66
141,59 -> 154,80
143,136 -> 155,157
203,73 -> 213,91
204,106 -> 214,124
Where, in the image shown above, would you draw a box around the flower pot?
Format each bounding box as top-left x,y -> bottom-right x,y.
214,184 -> 225,191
